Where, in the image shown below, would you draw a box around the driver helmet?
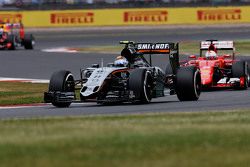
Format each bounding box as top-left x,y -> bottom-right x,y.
205,50 -> 217,59
114,56 -> 128,67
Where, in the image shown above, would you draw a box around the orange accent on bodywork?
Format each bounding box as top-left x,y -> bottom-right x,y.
138,49 -> 170,53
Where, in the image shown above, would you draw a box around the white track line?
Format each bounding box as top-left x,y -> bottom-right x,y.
0,104 -> 47,110
0,77 -> 49,83
42,47 -> 78,53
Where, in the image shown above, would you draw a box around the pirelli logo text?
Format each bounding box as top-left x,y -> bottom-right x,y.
197,9 -> 241,21
0,14 -> 22,23
51,12 -> 94,24
124,11 -> 168,23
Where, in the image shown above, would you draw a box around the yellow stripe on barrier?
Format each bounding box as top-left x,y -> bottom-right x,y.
0,6 -> 249,27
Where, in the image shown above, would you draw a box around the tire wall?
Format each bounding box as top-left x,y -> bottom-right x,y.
0,6 -> 250,27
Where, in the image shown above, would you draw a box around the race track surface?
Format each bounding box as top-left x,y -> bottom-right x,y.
0,25 -> 250,119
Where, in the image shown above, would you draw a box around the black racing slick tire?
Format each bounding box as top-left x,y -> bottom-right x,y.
48,70 -> 75,107
176,66 -> 201,101
23,34 -> 35,49
129,69 -> 153,104
7,34 -> 16,50
232,61 -> 248,89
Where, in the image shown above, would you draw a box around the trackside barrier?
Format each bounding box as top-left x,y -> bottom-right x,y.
0,6 -> 250,27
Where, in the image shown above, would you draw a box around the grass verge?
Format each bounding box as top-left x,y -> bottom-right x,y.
0,82 -> 47,105
1,110 -> 250,167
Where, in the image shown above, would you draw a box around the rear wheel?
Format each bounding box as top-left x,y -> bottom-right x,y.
49,70 -> 75,107
129,69 -> 153,104
176,66 -> 201,101
23,34 -> 35,49
232,61 -> 248,89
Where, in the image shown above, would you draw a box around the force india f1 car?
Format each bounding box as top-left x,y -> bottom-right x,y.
180,40 -> 249,89
0,22 -> 34,50
44,41 -> 201,107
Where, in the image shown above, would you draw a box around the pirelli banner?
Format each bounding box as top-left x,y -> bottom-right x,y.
0,6 -> 249,27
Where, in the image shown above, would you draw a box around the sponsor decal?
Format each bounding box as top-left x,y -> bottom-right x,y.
0,14 -> 22,23
197,9 -> 241,21
51,12 -> 94,24
137,43 -> 169,50
124,11 -> 167,23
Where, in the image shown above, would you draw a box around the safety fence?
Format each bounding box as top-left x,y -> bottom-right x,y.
0,6 -> 249,27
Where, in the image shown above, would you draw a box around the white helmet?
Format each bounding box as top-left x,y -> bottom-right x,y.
205,50 -> 217,59
114,56 -> 128,67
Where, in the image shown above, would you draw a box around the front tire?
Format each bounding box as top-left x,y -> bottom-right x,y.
129,69 -> 153,104
48,70 -> 75,107
176,66 -> 201,101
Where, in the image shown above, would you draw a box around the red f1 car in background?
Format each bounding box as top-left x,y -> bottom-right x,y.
179,40 -> 249,89
0,22 -> 34,50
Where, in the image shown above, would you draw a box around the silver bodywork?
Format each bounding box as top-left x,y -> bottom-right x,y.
80,67 -> 126,97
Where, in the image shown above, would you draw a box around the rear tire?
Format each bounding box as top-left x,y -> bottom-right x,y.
176,66 -> 201,101
129,69 -> 153,104
49,70 -> 75,107
23,34 -> 35,49
232,61 -> 248,89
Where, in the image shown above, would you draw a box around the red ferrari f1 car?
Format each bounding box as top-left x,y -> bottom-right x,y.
0,22 -> 34,50
180,40 -> 249,89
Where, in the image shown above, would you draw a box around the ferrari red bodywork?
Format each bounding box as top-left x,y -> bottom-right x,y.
182,40 -> 248,89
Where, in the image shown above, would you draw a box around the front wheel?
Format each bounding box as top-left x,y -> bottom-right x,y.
129,69 -> 153,104
48,70 -> 75,107
176,66 -> 201,101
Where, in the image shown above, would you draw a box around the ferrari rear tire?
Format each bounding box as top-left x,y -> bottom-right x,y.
23,34 -> 35,49
129,69 -> 153,104
176,66 -> 201,101
232,61 -> 248,89
48,70 -> 75,107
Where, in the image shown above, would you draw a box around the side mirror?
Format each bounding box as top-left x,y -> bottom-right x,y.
189,55 -> 196,59
91,64 -> 99,68
224,54 -> 231,58
107,63 -> 114,67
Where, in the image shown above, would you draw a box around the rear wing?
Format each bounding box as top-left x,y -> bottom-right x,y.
200,40 -> 234,50
120,41 -> 180,74
136,43 -> 171,54
200,40 -> 235,59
